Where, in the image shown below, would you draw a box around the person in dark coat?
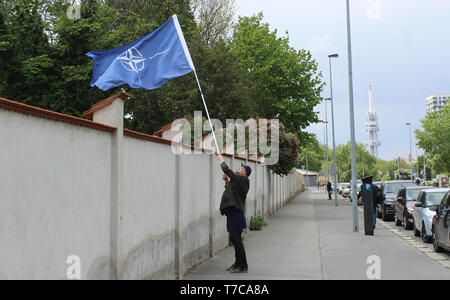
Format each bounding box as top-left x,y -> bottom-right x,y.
217,154 -> 250,273
326,181 -> 332,200
357,184 -> 383,228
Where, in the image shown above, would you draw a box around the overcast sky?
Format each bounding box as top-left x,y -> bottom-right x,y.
234,0 -> 450,161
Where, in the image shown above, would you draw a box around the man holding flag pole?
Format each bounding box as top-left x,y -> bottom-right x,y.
86,14 -> 247,273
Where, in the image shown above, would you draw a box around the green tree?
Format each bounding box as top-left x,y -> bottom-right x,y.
297,135 -> 325,172
415,105 -> 450,175
231,13 -> 324,145
335,142 -> 377,182
269,128 -> 300,177
191,0 -> 236,45
0,0 -> 52,106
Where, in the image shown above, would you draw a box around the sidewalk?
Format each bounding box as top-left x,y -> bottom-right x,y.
184,189 -> 450,280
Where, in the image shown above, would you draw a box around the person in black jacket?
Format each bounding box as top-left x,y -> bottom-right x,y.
326,181 -> 332,200
217,154 -> 250,273
357,184 -> 383,228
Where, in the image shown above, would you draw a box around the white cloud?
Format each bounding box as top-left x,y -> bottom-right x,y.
306,35 -> 334,52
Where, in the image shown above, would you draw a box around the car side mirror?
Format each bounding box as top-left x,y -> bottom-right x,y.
429,205 -> 438,212
415,203 -> 423,208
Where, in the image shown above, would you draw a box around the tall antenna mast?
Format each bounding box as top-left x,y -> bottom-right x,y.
366,72 -> 380,157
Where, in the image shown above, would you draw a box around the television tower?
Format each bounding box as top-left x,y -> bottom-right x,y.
366,73 -> 380,157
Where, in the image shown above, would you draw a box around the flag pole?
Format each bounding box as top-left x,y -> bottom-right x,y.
193,70 -> 221,154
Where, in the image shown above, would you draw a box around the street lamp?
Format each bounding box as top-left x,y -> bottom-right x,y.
324,99 -> 329,182
326,52 -> 339,207
321,120 -> 329,189
346,0 -> 359,232
406,122 -> 412,177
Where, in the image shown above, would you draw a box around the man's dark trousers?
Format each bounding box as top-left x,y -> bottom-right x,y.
230,234 -> 247,269
225,207 -> 248,269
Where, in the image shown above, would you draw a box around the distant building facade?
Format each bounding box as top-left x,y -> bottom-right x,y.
426,94 -> 449,114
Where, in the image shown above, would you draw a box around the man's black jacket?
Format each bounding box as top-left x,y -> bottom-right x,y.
219,162 -> 250,215
357,184 -> 383,209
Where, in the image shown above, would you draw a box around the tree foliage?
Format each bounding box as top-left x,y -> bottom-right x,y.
415,105 -> 450,174
335,142 -> 377,183
231,13 -> 324,145
269,125 -> 300,177
191,0 -> 235,45
297,135 -> 325,172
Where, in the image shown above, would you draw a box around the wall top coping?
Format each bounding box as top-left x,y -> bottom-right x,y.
0,97 -> 117,133
83,92 -> 130,120
153,118 -> 188,137
0,95 -> 264,163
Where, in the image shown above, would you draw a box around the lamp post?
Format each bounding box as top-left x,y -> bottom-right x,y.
322,120 -> 329,190
346,0 -> 359,232
324,100 -> 329,182
327,53 -> 339,206
406,122 -> 412,177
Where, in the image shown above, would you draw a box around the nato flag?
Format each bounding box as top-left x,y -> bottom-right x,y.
86,15 -> 195,91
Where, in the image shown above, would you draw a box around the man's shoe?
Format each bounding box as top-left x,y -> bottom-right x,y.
229,266 -> 248,273
226,264 -> 237,271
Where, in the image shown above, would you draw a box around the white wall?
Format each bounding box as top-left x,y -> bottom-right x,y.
0,97 -> 304,280
0,111 -> 112,280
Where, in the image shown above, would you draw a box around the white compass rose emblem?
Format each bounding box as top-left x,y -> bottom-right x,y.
116,47 -> 169,85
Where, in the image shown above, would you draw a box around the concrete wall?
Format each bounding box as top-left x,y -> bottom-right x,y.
0,95 -> 304,280
0,110 -> 112,280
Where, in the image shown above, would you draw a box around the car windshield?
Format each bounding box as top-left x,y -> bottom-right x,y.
385,182 -> 416,193
406,190 -> 421,201
427,192 -> 446,206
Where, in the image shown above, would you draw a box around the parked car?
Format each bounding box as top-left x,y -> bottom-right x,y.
350,180 -> 362,202
413,188 -> 450,243
337,183 -> 344,195
432,191 -> 450,252
356,184 -> 363,206
373,181 -> 381,188
378,181 -> 417,221
394,186 -> 434,229
341,183 -> 351,198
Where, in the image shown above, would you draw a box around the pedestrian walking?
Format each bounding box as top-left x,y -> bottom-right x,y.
217,154 -> 250,273
326,181 -> 332,200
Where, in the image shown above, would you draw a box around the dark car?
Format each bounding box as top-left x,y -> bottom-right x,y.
378,180 -> 417,221
394,186 -> 434,229
432,191 -> 450,253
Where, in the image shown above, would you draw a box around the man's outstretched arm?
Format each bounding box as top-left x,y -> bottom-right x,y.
217,154 -> 238,181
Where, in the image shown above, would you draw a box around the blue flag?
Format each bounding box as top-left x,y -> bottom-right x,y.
86,15 -> 195,91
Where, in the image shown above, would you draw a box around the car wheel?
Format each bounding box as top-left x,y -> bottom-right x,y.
404,214 -> 412,230
421,223 -> 432,243
382,208 -> 389,221
432,228 -> 444,253
414,223 -> 421,237
395,215 -> 402,226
